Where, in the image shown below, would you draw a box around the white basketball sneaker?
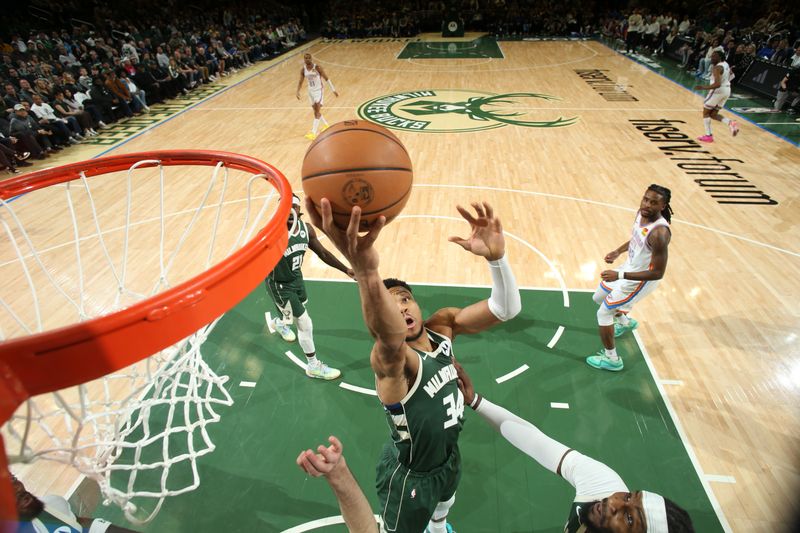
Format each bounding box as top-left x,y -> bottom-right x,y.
273,318 -> 296,342
305,360 -> 341,380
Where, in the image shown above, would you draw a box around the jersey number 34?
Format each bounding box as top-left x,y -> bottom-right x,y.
443,391 -> 464,429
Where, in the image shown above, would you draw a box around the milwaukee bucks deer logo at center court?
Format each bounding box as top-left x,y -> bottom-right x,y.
357,89 -> 578,133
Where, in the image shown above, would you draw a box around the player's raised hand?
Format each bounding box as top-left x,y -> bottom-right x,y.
296,435 -> 344,478
448,202 -> 505,261
305,197 -> 386,274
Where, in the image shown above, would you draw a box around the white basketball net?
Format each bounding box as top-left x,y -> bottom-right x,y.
0,158 -> 281,523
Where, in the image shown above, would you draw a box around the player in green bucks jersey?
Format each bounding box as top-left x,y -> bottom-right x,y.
306,199 -> 521,533
265,194 -> 354,380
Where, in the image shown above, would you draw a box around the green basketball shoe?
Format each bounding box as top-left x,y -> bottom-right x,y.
586,351 -> 624,372
614,317 -> 639,338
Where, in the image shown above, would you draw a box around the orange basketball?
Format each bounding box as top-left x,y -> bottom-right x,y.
301,120 -> 413,230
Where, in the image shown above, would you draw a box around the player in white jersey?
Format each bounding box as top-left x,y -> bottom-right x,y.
296,53 -> 339,140
694,51 -> 739,143
586,185 -> 673,372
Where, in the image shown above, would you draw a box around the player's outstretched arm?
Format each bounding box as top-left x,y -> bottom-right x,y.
297,436 -> 378,533
431,202 -> 520,338
317,65 -> 339,97
307,224 -> 355,278
305,198 -> 407,361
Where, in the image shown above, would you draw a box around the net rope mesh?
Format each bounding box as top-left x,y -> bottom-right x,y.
0,159 -> 280,523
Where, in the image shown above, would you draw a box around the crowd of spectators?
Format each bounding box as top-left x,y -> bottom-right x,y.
0,1 -> 306,174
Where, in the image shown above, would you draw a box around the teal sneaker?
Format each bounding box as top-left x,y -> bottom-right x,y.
613,317 -> 638,338
586,351 -> 624,372
305,361 -> 341,380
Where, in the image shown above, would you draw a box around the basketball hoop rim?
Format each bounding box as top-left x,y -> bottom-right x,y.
0,150 -> 291,420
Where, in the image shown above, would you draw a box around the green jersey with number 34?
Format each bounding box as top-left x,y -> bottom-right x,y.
381,328 -> 465,472
268,219 -> 309,283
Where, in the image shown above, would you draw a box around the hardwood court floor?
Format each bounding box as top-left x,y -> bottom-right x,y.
4,39 -> 799,532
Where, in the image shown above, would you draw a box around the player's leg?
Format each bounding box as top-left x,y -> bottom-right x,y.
265,277 -> 297,342
425,450 -> 461,533
586,280 -> 630,371
709,98 -> 738,136
295,282 -> 341,380
305,93 -> 324,139
698,103 -> 715,142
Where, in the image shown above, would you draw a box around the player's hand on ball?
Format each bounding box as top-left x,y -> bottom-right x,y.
449,202 -> 505,261
600,270 -> 620,282
297,435 -> 344,478
305,197 -> 386,274
604,250 -> 620,263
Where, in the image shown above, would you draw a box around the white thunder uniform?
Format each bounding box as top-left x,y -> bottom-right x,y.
596,211 -> 670,313
304,63 -> 323,105
703,61 -> 732,110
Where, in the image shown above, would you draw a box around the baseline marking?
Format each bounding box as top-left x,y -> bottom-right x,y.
660,379 -> 684,386
633,330 -> 732,531
496,364 -> 529,384
705,475 -> 737,484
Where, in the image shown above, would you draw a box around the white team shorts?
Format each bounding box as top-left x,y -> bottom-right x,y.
703,87 -> 731,110
308,89 -> 323,105
595,278 -> 660,313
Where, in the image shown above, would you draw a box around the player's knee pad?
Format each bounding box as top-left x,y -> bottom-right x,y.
597,304 -> 615,327
431,494 -> 456,521
296,312 -> 315,354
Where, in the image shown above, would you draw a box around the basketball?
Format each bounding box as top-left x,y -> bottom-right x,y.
301,119 -> 413,230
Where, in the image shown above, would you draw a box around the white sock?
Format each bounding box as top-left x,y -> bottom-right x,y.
704,117 -> 712,135
721,117 -> 731,125
616,314 -> 630,326
306,355 -> 318,366
320,116 -> 329,126
312,118 -> 320,134
427,519 -> 447,533
604,347 -> 619,361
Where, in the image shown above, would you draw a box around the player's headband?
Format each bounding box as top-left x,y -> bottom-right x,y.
641,491 -> 668,533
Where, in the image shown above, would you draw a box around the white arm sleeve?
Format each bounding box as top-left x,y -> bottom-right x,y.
475,397 -> 568,474
327,79 -> 336,92
487,255 -> 521,321
560,450 -> 629,497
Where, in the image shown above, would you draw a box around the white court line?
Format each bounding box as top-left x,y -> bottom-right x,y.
547,326 -> 565,348
660,379 -> 684,386
315,39 -> 598,73
284,350 -> 308,370
398,215 -> 570,307
755,121 -> 799,125
282,514 -> 382,533
705,475 -> 737,484
193,106 -> 698,112
413,183 -> 800,258
550,402 -> 570,409
633,330 -> 732,532
339,382 -> 378,396
239,381 -> 257,388
495,364 -> 529,383
303,276 -> 595,293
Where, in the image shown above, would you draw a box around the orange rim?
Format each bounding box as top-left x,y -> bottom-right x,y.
0,150 -> 291,524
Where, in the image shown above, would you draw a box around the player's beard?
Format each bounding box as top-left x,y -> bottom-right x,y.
580,501 -> 614,533
18,494 -> 45,521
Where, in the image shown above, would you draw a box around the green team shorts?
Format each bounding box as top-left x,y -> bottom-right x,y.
376,442 -> 461,532
265,276 -> 308,320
